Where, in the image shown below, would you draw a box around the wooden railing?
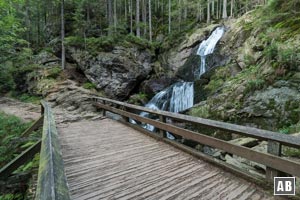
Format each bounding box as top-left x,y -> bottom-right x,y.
35,101 -> 70,200
92,96 -> 300,183
0,101 -> 70,199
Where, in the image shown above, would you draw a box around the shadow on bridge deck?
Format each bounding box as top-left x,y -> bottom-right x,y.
58,118 -> 274,200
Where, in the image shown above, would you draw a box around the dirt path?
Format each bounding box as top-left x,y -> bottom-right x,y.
0,97 -> 40,122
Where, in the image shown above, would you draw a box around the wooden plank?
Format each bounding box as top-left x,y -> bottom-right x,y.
35,101 -> 70,200
59,118 -> 273,199
93,97 -> 300,148
95,103 -> 300,178
21,116 -> 43,137
123,121 -> 268,189
0,140 -> 41,180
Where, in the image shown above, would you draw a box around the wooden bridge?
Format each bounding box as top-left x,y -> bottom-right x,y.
1,97 -> 300,199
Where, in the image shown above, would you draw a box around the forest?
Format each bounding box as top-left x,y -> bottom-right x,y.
1,0 -> 300,199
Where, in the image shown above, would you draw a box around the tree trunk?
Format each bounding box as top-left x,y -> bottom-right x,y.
207,0 -> 211,24
114,0 -> 117,32
149,0 -> 152,42
125,0 -> 127,19
230,0 -> 234,17
25,0 -> 31,46
142,0 -> 147,36
216,0 -> 219,19
168,0 -> 171,34
212,0 -> 215,18
61,0 -> 65,70
183,0 -> 187,20
136,0 -> 141,37
222,0 -> 227,19
108,0 -> 113,34
130,0 -> 133,34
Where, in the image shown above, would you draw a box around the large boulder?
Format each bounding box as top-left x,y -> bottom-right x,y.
68,46 -> 152,100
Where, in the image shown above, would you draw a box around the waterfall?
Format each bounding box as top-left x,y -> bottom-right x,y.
169,82 -> 194,113
144,82 -> 194,113
141,82 -> 194,138
196,26 -> 225,77
137,26 -> 225,139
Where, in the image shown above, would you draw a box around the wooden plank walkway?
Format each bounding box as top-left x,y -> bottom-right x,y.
58,118 -> 274,200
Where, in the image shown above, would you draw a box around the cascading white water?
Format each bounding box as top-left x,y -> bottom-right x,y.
144,82 -> 194,113
141,82 -> 194,138
169,82 -> 194,113
196,26 -> 225,77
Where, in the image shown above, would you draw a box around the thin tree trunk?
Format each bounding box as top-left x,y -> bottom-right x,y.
125,0 -> 127,20
168,0 -> 171,34
184,0 -> 187,20
142,0 -> 147,36
212,0 -> 215,18
230,0 -> 234,17
61,0 -> 65,70
149,0 -> 152,42
108,0 -> 113,34
207,0 -> 211,24
222,0 -> 227,18
216,0 -> 219,19
130,0 -> 133,34
25,0 -> 30,46
136,0 -> 141,37
114,0 -> 117,32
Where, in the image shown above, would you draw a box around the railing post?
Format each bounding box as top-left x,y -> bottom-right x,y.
102,101 -> 106,116
159,115 -> 166,138
122,107 -> 129,123
266,140 -> 282,182
41,103 -> 44,115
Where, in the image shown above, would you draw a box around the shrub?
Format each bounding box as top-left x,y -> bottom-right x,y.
17,93 -> 41,104
83,82 -> 97,89
47,66 -> 62,79
0,64 -> 15,93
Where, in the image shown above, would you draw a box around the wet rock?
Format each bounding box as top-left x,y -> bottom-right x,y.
140,76 -> 176,97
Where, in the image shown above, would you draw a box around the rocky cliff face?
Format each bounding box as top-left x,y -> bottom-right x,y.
68,46 -> 152,100
189,8 -> 300,132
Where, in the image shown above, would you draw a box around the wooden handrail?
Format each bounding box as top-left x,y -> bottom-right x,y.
92,96 -> 300,182
35,101 -> 70,200
92,96 -> 300,148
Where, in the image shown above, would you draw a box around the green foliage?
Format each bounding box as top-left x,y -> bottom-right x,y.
0,112 -> 40,168
284,148 -> 300,158
189,105 -> 210,118
264,42 -> 300,71
0,193 -> 23,200
244,79 -> 265,93
16,93 -> 41,104
0,64 -> 15,93
278,126 -> 290,134
83,82 -> 97,89
128,93 -> 148,105
47,66 -> 62,79
124,34 -> 152,49
264,42 -> 278,61
15,153 -> 40,173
